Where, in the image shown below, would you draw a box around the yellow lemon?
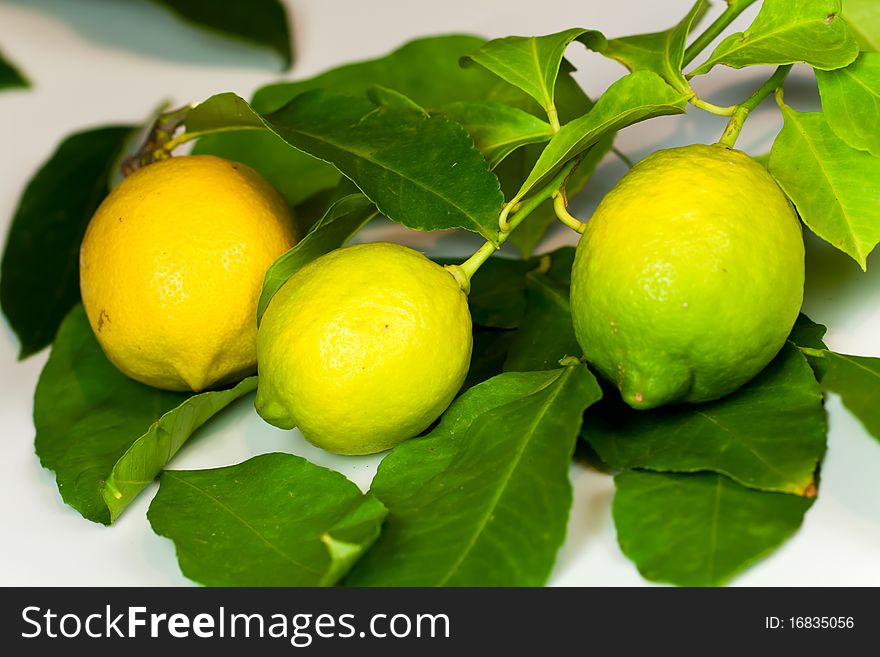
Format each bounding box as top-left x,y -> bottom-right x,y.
79,155 -> 297,392
570,144 -> 804,409
255,242 -> 472,455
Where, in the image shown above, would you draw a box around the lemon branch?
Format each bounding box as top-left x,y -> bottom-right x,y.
451,158 -> 582,289
717,65 -> 792,148
122,103 -> 194,175
688,94 -> 737,117
682,0 -> 760,68
553,192 -> 586,234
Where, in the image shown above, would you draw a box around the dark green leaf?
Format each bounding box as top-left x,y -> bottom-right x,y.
815,351 -> 880,442
600,0 -> 708,94
150,0 -> 293,69
263,90 -> 504,242
461,256 -> 536,329
769,102 -> 880,269
257,194 -> 377,323
584,344 -> 826,495
462,327 -> 517,393
815,52 -> 880,156
1,125 -> 134,358
34,306 -> 255,524
691,0 -> 859,76
148,453 -> 387,586
346,365 -> 601,586
614,470 -> 813,586
463,28 -> 604,121
512,72 -> 687,203
0,47 -> 28,90
440,101 -> 553,167
788,313 -> 828,350
504,272 -> 580,372
843,0 -> 880,51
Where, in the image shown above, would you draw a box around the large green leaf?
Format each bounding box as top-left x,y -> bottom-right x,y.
148,453 -> 387,586
264,90 -> 504,242
614,470 -> 814,586
346,365 -> 601,586
463,28 -> 604,122
0,47 -> 28,90
769,103 -> 880,269
1,125 -> 134,358
504,271 -> 580,372
843,0 -> 880,51
150,0 -> 293,69
583,344 -> 826,496
691,0 -> 859,75
257,194 -> 377,323
512,72 -> 687,203
439,101 -> 554,168
600,0 -> 708,95
813,351 -> 880,443
815,52 -> 880,157
34,305 -> 255,524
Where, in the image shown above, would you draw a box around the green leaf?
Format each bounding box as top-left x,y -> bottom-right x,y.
600,0 -> 708,94
148,453 -> 387,586
504,272 -> 580,372
257,194 -> 377,323
440,101 -> 554,168
150,0 -> 293,69
843,0 -> 880,51
263,90 -> 504,242
583,344 -> 825,496
463,28 -> 605,120
789,313 -> 829,351
459,256 -> 536,329
814,351 -> 880,443
613,470 -> 814,586
691,0 -> 859,76
505,133 -> 614,256
0,47 -> 28,90
462,327 -> 517,393
346,365 -> 602,586
34,306 -> 255,524
815,52 -> 880,156
512,72 -> 687,203
769,102 -> 880,269
185,91 -> 266,134
1,125 -> 134,358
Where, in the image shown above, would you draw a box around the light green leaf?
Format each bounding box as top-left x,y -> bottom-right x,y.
601,0 -> 708,94
148,453 -> 387,586
614,470 -> 814,586
692,0 -> 859,75
512,72 -> 687,203
583,344 -> 826,496
504,272 -> 580,372
257,194 -> 377,323
815,52 -> 880,156
463,28 -> 605,120
34,306 -> 256,524
346,365 -> 601,586
440,101 -> 554,168
769,102 -> 880,269
813,351 -> 880,442
843,0 -> 880,51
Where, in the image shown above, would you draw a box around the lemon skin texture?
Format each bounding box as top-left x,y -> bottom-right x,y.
570,144 -> 804,410
79,155 -> 297,392
256,242 -> 473,455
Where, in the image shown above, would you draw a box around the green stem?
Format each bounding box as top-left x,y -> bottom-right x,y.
717,65 -> 792,148
688,95 -> 738,116
455,158 -> 581,285
553,193 -> 586,234
682,0 -> 759,68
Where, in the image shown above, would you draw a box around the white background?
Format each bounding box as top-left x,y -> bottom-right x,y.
0,0 -> 878,586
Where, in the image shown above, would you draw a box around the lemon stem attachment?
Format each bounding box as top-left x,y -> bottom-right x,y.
682,0 -> 760,68
456,157 -> 582,284
717,65 -> 792,149
553,192 -> 586,234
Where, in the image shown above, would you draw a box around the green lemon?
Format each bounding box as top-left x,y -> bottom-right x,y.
570,144 -> 804,410
255,242 -> 473,455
